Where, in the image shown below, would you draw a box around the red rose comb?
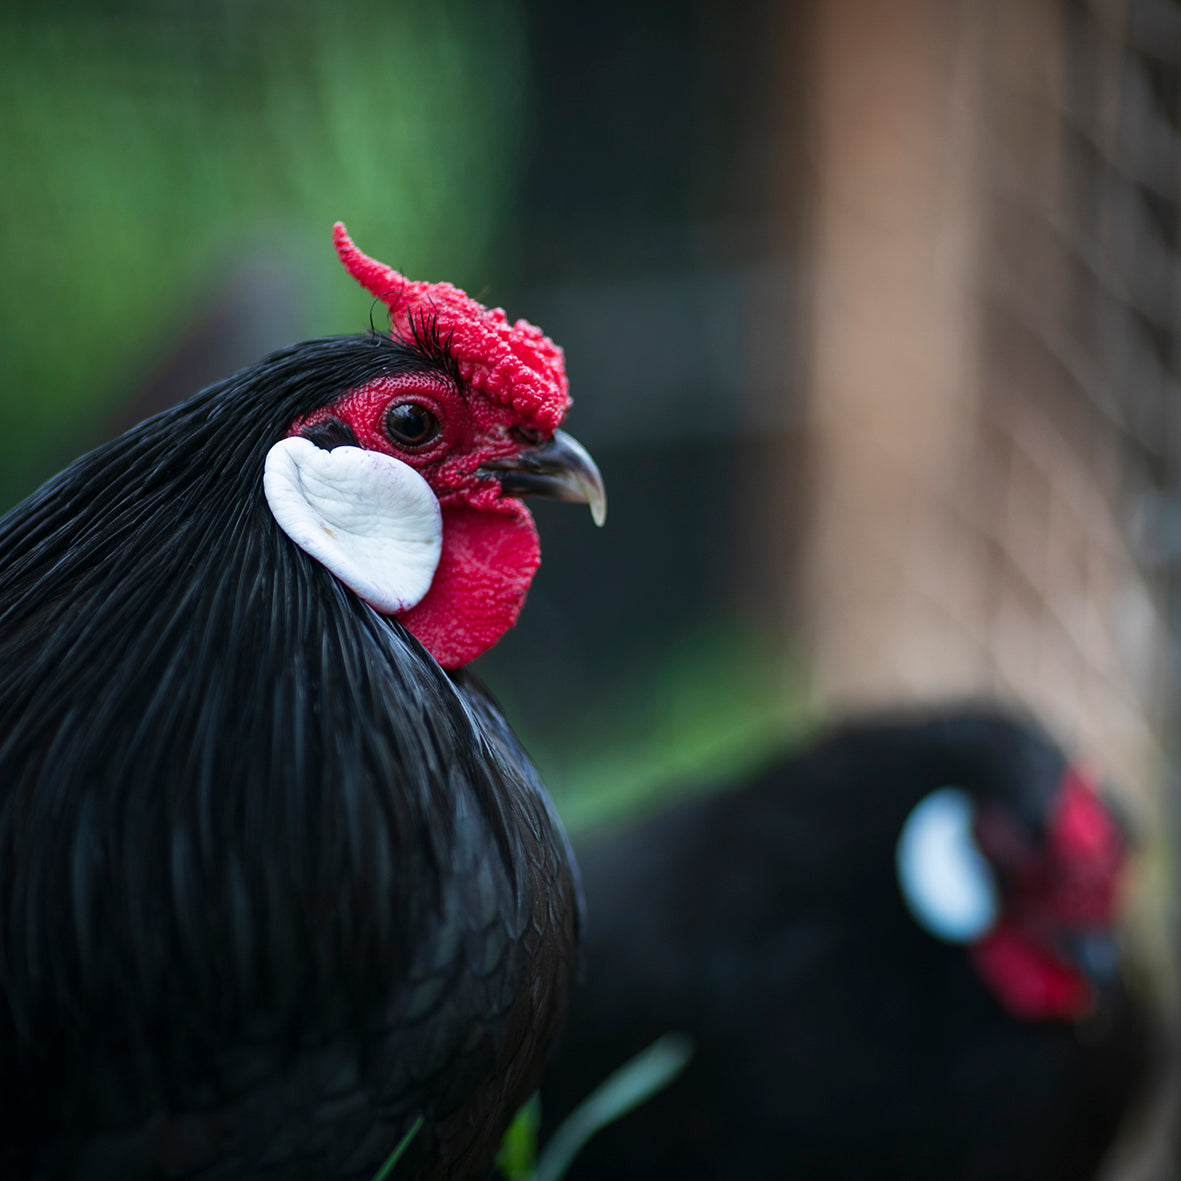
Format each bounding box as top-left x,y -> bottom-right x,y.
333,222 -> 571,433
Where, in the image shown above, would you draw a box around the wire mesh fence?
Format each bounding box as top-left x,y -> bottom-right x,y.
798,0 -> 1176,805
795,6 -> 1179,1167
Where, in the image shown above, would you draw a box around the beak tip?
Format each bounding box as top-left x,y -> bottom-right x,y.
482,428 -> 607,524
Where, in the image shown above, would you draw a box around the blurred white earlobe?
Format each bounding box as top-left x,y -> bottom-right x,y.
896,787 -> 999,944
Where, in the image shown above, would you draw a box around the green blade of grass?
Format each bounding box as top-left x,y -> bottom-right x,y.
534,1033 -> 694,1181
496,1093 -> 542,1181
372,1114 -> 424,1181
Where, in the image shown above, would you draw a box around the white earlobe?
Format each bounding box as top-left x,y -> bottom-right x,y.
263,437 -> 442,614
895,787 -> 999,944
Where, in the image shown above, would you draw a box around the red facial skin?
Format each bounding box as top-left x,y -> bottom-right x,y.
289,376 -> 543,669
292,225 -> 574,668
970,767 -> 1126,1021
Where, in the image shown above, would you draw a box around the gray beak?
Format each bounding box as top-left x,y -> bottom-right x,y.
1068,930 -> 1120,987
479,430 -> 607,526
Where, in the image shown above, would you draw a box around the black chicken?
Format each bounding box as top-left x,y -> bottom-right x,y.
541,708 -> 1153,1181
0,224 -> 604,1180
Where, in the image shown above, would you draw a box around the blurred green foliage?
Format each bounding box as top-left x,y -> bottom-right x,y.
495,1094 -> 541,1181
0,0 -> 530,506
518,622 -> 815,834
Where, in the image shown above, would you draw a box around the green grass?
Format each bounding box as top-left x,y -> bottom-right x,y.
371,1116 -> 423,1181
371,1037 -> 692,1181
495,1035 -> 695,1181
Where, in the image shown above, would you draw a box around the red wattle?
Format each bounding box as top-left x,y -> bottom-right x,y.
970,924 -> 1092,1022
395,503 -> 540,669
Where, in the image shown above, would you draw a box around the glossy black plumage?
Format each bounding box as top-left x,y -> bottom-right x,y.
0,334 -> 579,1180
541,709 -> 1151,1181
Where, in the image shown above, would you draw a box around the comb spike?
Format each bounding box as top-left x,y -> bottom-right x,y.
333,222 -> 407,304
330,221 -> 572,431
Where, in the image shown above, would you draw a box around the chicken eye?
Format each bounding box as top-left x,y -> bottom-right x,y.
384,402 -> 441,448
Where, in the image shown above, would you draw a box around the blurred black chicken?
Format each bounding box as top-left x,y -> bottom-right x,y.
541,708 -> 1154,1181
0,224 -> 605,1180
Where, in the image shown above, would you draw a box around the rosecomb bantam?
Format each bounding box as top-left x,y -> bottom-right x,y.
543,708 -> 1153,1181
0,224 -> 604,1180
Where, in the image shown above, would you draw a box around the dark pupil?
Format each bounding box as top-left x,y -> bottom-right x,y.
385,402 -> 439,446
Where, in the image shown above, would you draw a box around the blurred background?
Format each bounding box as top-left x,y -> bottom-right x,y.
2,0 -> 1180,1170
